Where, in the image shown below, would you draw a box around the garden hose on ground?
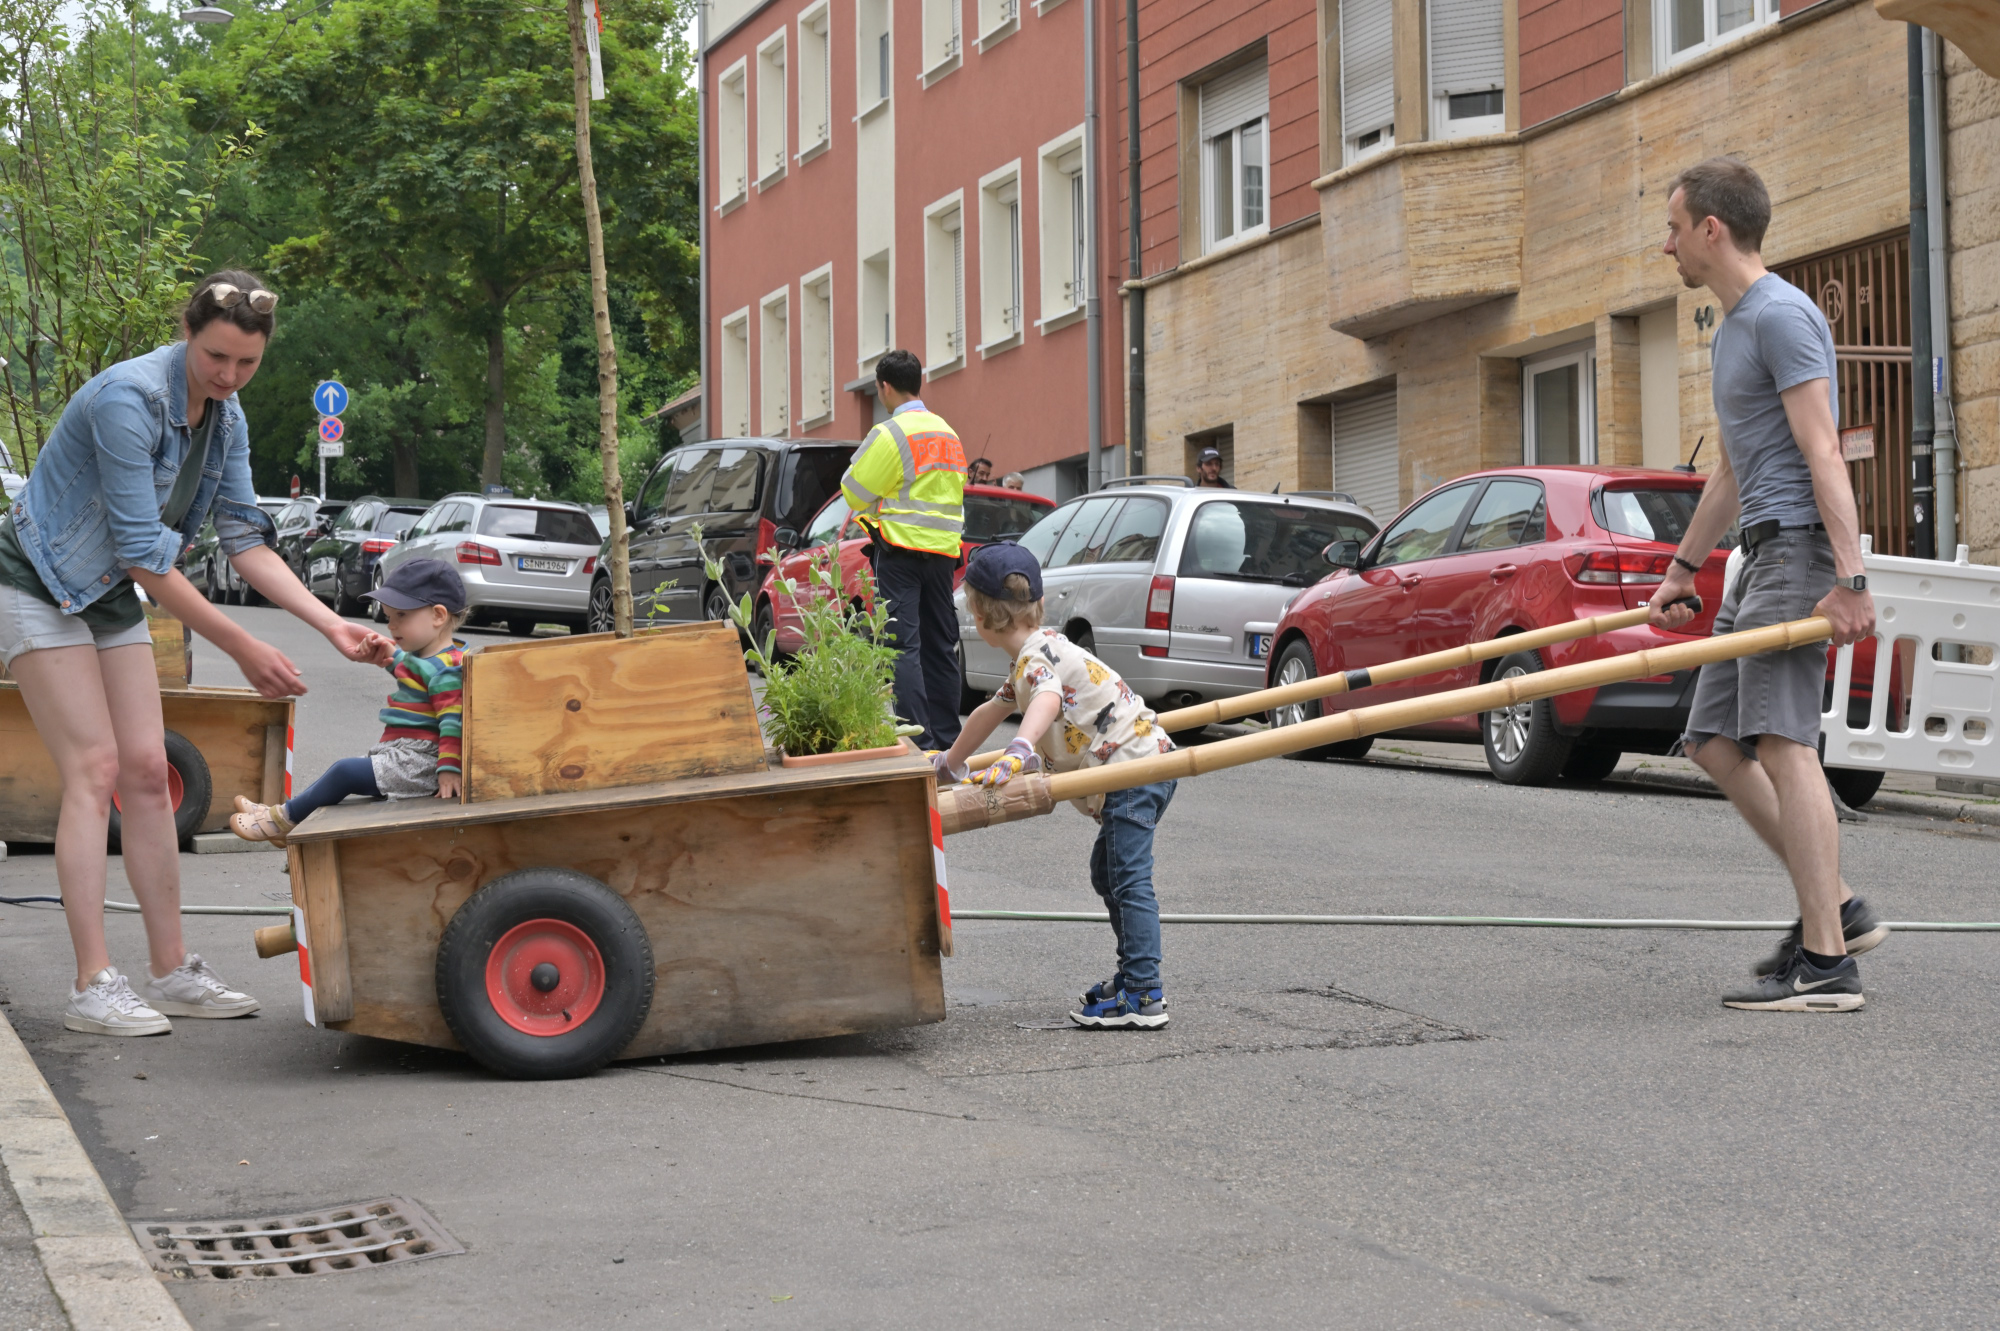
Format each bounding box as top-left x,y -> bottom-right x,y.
0,895 -> 292,916
950,910 -> 2000,932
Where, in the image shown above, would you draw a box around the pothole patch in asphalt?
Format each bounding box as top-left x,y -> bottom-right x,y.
871,985 -> 1483,1078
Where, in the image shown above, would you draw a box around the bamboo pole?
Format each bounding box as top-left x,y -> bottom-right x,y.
567,0 -> 634,638
939,614 -> 1830,835
965,600 -> 1696,771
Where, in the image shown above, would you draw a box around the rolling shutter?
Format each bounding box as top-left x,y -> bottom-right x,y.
1430,0 -> 1504,95
1199,58 -> 1269,140
1333,391 -> 1400,522
1340,0 -> 1395,140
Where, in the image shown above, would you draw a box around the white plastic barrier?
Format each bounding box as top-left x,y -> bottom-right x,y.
1821,541 -> 2000,779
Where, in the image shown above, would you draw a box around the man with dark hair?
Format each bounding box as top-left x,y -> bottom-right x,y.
1650,156 -> 1885,1012
840,349 -> 969,748
969,457 -> 994,486
1195,447 -> 1231,488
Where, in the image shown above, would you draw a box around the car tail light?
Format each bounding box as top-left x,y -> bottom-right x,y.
582,556 -> 597,575
1565,550 -> 1672,585
361,538 -> 396,555
1145,575 -> 1175,631
1141,645 -> 1168,658
456,541 -> 502,566
757,517 -> 778,564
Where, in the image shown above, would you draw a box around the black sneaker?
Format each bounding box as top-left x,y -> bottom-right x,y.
1751,896 -> 1889,976
1722,950 -> 1864,1012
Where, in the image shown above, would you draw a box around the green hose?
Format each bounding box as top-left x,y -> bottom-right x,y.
950,909 -> 2000,932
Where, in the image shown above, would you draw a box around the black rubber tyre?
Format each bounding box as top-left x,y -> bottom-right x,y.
108,729 -> 212,851
1560,744 -> 1623,784
205,559 -> 225,603
956,642 -> 985,714
436,868 -> 655,1080
704,583 -> 732,623
1481,650 -> 1574,786
587,578 -> 616,634
751,598 -> 781,662
1827,767 -> 1885,808
1070,626 -> 1096,654
1268,639 -> 1374,761
332,570 -> 362,617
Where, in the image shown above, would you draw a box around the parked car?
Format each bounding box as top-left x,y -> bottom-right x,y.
756,483 -> 1056,655
303,496 -> 430,615
1,469 -> 24,501
378,492 -> 602,634
272,495 -> 350,581
1266,465 -> 1744,783
585,437 -> 860,634
184,497 -> 289,604
957,480 -> 1380,716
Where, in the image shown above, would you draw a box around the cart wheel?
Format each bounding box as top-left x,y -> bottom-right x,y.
436,869 -> 654,1080
108,730 -> 212,851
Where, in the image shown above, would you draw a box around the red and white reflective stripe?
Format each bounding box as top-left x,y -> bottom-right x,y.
285,725 -> 295,800
293,905 -> 316,1027
930,806 -> 951,926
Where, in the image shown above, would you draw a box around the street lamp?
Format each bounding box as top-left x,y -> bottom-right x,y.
180,6 -> 235,22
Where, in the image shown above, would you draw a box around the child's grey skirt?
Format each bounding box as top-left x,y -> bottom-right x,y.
369,738 -> 441,798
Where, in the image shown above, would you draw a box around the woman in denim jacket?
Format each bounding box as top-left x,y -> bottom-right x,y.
0,270 -> 392,1037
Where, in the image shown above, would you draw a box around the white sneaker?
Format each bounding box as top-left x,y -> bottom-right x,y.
64,968 -> 171,1037
139,953 -> 260,1019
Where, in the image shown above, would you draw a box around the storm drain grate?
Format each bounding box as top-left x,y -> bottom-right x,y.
131,1196 -> 463,1281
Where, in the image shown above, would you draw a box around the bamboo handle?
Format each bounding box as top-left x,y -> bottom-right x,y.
963,599 -> 1698,770
254,923 -> 298,959
940,614 -> 1827,834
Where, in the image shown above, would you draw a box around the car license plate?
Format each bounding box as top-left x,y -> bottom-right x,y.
517,556 -> 568,573
1247,633 -> 1272,660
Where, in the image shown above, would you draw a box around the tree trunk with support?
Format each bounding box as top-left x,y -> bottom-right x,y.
482,322 -> 506,489
567,0 -> 633,637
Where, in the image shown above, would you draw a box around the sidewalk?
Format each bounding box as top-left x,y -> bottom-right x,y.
0,1004 -> 190,1331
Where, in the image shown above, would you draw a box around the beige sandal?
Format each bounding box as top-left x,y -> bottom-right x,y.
229,795 -> 292,847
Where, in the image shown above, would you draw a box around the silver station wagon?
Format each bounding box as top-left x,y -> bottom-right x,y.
957,479 -> 1379,713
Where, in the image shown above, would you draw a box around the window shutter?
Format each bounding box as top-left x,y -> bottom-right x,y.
1340,0 -> 1395,139
1333,390 -> 1400,522
1199,58 -> 1269,142
1429,0 -> 1504,95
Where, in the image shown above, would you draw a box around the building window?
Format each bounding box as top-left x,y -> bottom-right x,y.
756,31 -> 787,187
977,165 -> 1023,352
717,60 -> 749,208
1340,0 -> 1395,165
923,0 -> 961,81
1429,0 -> 1504,138
800,268 -> 834,428
1197,57 -> 1269,252
759,289 -> 790,435
720,308 -> 750,437
1037,127 -> 1086,326
857,0 -> 891,114
860,249 -> 891,366
977,0 -> 1020,47
799,3 -> 831,158
924,195 -> 965,373
1658,0 -> 1774,68
1523,345 -> 1597,466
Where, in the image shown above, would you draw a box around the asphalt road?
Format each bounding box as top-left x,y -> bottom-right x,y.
3,603 -> 1997,1329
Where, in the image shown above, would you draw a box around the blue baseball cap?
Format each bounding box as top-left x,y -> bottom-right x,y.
964,541 -> 1042,601
366,557 -> 467,613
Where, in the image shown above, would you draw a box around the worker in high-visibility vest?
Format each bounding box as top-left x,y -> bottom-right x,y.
841,349 -> 969,750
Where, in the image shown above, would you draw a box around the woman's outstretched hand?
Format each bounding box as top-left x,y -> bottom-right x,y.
232,637 -> 306,698
328,620 -> 395,666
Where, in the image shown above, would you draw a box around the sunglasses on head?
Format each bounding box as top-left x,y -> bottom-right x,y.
205,282 -> 279,314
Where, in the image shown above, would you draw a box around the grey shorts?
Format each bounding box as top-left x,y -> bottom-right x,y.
0,582 -> 152,668
1684,528 -> 1833,758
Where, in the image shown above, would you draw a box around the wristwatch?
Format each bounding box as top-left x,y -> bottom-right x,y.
1833,574 -> 1868,592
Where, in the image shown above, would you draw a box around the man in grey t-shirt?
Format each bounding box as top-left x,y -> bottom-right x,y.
1648,157 -> 1882,1012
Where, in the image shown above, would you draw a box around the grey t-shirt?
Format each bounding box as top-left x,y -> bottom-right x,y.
1709,273 -> 1838,529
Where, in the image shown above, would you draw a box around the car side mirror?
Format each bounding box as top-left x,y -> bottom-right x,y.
1323,539 -> 1363,570
774,526 -> 802,551
624,499 -> 638,527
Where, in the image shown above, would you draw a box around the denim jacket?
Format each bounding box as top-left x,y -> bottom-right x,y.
7,341 -> 274,615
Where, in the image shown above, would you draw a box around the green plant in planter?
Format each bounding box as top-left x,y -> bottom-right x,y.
698,532 -> 920,757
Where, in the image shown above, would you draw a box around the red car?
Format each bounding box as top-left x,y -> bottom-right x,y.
754,483 -> 1055,655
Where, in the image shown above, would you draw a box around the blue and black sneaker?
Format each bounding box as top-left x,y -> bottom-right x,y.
1078,974 -> 1122,1007
1070,986 -> 1169,1030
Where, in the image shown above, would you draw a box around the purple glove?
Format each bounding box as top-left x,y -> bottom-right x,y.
977,737 -> 1043,787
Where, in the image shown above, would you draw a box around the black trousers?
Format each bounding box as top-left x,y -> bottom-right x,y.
870,541 -> 963,750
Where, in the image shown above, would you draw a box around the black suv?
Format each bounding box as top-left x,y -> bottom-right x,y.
588,438 -> 859,633
303,495 -> 430,615
272,495 -> 349,580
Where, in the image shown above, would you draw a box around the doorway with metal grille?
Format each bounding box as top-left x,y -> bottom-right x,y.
1775,233 -> 1912,555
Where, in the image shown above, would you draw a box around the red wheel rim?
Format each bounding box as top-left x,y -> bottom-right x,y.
111,764 -> 184,815
483,919 -> 606,1036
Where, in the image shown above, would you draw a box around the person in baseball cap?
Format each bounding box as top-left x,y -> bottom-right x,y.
1195,446 -> 1232,488
365,557 -> 467,614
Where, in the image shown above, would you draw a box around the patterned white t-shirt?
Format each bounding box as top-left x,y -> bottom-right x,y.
995,628 -> 1174,816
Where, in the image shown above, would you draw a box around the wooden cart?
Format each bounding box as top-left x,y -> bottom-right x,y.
0,607 -> 292,847
275,621 -> 950,1079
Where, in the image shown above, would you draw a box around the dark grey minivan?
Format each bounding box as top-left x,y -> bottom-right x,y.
587,438 -> 860,633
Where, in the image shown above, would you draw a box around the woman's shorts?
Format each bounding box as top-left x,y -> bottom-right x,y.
0,583 -> 152,668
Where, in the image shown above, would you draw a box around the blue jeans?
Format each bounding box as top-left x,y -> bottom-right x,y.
1088,779 -> 1175,993
283,757 -> 380,824
869,541 -> 963,750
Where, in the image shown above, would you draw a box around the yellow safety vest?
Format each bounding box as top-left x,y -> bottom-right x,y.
839,408 -> 968,557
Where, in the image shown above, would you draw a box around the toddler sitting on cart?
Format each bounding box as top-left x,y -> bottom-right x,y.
231,559 -> 467,844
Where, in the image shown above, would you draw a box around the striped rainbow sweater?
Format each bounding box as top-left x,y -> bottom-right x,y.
379,643 -> 465,774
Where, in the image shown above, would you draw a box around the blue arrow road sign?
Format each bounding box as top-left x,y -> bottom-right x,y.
313,380 -> 349,416
318,415 -> 345,444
